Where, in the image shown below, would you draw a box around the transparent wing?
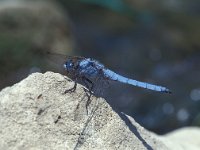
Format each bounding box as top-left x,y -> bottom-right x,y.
45,51 -> 84,72
47,51 -> 84,60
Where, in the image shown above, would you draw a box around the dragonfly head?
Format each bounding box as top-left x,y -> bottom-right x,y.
63,60 -> 75,72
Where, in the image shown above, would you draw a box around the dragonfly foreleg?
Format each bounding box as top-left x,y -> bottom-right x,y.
64,81 -> 77,94
82,77 -> 94,114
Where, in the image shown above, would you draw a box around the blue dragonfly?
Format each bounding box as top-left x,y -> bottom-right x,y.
47,52 -> 171,94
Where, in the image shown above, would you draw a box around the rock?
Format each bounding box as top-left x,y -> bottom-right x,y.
160,127 -> 200,150
0,72 -> 199,150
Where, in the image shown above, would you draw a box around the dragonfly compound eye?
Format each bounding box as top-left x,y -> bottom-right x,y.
69,62 -> 73,67
63,60 -> 74,70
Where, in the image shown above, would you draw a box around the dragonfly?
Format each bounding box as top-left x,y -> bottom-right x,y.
47,52 -> 171,94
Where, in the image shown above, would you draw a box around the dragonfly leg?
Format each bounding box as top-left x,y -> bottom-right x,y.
83,88 -> 92,115
82,77 -> 93,92
82,77 -> 94,114
64,81 -> 77,94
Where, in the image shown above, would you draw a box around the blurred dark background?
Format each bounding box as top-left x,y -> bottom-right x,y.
0,0 -> 200,134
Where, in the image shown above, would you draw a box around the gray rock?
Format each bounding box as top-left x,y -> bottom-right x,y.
160,127 -> 200,150
0,72 -> 199,150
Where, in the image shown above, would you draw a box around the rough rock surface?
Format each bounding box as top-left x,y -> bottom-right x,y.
0,72 -> 199,150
